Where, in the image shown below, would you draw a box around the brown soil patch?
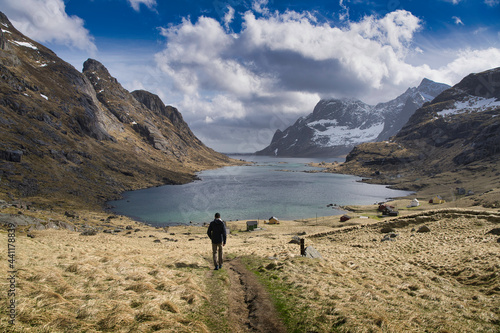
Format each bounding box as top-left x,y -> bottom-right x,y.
224,258 -> 287,333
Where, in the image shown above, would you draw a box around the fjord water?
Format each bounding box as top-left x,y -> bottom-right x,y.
109,156 -> 412,226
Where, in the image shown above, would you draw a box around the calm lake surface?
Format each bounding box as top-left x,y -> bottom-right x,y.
108,155 -> 412,226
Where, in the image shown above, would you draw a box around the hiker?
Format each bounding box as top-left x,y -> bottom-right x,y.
207,212 -> 226,270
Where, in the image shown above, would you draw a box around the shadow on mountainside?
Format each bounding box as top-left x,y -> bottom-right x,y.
205,257 -> 287,333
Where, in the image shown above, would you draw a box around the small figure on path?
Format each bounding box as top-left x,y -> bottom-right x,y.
207,212 -> 226,270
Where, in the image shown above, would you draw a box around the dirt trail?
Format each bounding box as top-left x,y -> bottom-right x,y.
207,257 -> 287,333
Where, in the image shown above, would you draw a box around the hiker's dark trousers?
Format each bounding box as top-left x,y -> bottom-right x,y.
212,243 -> 223,267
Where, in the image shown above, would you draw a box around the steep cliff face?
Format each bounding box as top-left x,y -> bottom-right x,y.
338,67 -> 500,182
256,79 -> 449,157
0,12 -> 235,208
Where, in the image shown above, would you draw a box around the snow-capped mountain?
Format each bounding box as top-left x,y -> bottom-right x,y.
339,66 -> 500,178
256,78 -> 450,157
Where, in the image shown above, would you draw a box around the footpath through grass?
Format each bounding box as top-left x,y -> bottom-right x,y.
199,267 -> 231,332
240,256 -> 346,333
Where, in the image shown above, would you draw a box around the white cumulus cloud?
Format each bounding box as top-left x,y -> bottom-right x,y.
152,7 -> 500,151
223,6 -> 235,31
128,0 -> 157,12
1,0 -> 97,53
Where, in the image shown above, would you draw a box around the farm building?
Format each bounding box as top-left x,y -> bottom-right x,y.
246,220 -> 258,231
430,195 -> 445,204
268,216 -> 280,224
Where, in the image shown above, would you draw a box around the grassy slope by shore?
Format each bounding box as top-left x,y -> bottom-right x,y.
0,174 -> 499,332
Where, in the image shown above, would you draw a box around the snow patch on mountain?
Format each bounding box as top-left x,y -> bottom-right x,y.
10,40 -> 38,50
256,78 -> 450,157
438,96 -> 500,117
311,121 -> 384,147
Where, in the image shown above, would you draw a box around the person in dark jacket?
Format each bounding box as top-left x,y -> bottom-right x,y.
207,212 -> 226,270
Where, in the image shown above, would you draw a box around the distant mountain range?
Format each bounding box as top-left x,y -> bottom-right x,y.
336,66 -> 500,187
256,79 -> 450,157
0,12 -> 235,207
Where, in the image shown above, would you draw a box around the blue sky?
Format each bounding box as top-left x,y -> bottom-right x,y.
2,0 -> 500,152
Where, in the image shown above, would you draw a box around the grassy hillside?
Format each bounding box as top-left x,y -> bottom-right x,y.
0,200 -> 498,332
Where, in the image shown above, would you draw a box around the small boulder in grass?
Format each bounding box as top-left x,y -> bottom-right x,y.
381,226 -> 394,233
486,228 -> 500,235
304,246 -> 323,259
416,225 -> 431,233
80,229 -> 97,236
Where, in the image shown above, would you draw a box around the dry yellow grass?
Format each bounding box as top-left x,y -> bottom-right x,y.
0,205 -> 499,332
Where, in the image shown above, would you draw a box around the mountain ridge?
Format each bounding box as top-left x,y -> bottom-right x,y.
330,67 -> 500,196
256,78 -> 450,157
0,11 -> 239,209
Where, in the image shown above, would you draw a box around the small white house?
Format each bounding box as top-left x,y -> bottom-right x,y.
408,198 -> 420,207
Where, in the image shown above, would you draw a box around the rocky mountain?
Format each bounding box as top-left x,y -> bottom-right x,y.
256,79 -> 449,157
0,12 -> 236,208
335,67 -> 500,191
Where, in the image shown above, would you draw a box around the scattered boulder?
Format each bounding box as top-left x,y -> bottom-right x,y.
289,236 -> 301,244
381,226 -> 394,233
80,229 -> 98,236
126,225 -> 133,230
46,221 -> 59,229
28,223 -> 46,231
64,211 -> 78,219
0,150 -> 23,162
0,213 -> 44,227
486,228 -> 500,235
382,233 -> 398,242
27,233 -> 35,238
417,225 -> 431,233
11,201 -> 31,209
58,221 -> 77,232
153,239 -> 161,243
304,246 -> 323,259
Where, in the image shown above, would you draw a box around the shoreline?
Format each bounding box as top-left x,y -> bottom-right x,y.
2,154 -> 498,232
105,156 -> 415,227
